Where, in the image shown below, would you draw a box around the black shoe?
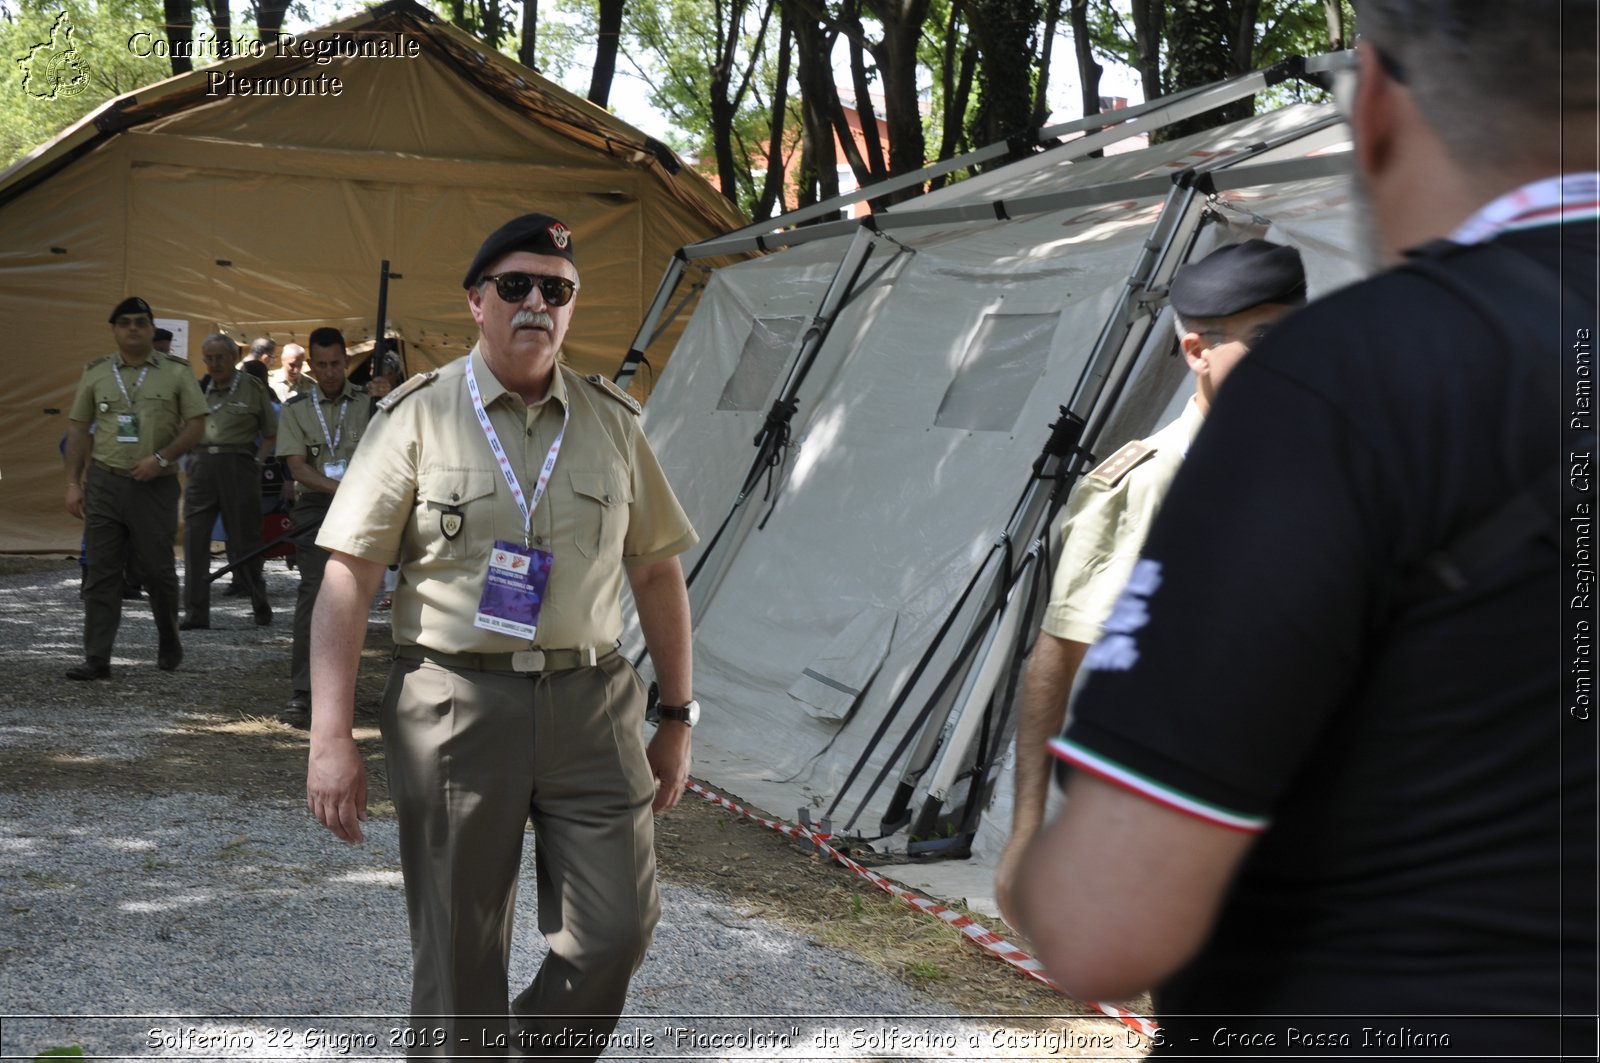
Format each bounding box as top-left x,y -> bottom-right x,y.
224,583 -> 246,597
158,643 -> 183,671
179,618 -> 209,631
122,583 -> 142,600
280,692 -> 311,729
253,605 -> 273,626
65,660 -> 111,681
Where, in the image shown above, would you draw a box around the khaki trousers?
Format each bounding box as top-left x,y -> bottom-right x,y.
380,651 -> 659,1061
83,464 -> 181,663
182,451 -> 268,621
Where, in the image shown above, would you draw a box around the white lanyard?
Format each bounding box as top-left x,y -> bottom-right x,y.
205,372 -> 241,412
111,357 -> 151,407
465,357 -> 568,545
311,388 -> 349,455
1449,173 -> 1600,246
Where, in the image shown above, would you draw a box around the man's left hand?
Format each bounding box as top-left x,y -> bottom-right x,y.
129,456 -> 163,481
646,722 -> 692,813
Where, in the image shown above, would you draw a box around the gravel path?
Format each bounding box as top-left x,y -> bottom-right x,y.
0,560 -> 1094,1062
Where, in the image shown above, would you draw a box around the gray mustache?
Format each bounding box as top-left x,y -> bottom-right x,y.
512,310 -> 553,329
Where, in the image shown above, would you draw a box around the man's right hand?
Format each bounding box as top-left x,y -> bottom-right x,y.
308,735 -> 368,844
65,483 -> 85,519
995,828 -> 1036,932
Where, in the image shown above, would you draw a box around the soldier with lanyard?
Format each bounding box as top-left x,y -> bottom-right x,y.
304,213 -> 698,1057
63,296 -> 207,679
276,327 -> 370,728
181,333 -> 278,630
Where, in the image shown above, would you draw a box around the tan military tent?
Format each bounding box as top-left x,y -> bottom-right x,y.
0,0 -> 744,552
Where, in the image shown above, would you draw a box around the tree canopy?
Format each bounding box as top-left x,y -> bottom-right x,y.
2,0 -> 1354,212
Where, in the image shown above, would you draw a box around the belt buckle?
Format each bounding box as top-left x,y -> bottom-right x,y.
511,650 -> 545,673
207,446 -> 221,455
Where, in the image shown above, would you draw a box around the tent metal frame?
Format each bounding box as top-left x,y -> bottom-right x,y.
615,52 -> 1354,852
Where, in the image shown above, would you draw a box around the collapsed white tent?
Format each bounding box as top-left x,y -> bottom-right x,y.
621,61 -> 1371,909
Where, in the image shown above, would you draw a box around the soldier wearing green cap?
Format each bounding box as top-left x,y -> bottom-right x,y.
63,296 -> 208,679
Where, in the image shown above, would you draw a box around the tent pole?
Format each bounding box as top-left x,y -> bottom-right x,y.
680,55 -> 1343,261
614,252 -> 688,392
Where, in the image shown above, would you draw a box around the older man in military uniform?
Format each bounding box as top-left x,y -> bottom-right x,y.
63,296 -> 208,679
994,239 -> 1306,924
270,342 -> 312,403
276,327 -> 370,727
306,213 -> 697,1058
181,334 -> 278,630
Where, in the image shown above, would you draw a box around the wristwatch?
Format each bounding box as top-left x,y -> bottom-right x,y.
154,451 -> 171,469
652,699 -> 700,727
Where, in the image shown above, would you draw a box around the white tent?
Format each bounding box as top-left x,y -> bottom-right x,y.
621,61 -> 1369,909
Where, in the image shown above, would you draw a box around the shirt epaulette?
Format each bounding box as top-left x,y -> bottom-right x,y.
283,391 -> 310,407
1087,440 -> 1156,487
583,373 -> 641,415
87,355 -> 112,369
378,370 -> 439,413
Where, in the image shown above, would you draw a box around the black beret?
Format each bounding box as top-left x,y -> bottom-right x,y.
1169,239 -> 1307,319
109,296 -> 153,323
462,212 -> 576,289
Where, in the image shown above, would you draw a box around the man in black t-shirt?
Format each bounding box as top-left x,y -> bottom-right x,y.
1013,2 -> 1598,1057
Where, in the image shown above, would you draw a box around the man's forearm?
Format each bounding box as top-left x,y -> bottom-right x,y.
286,454 -> 341,495
1011,633 -> 1090,835
163,416 -> 206,460
629,557 -> 693,704
310,552 -> 385,740
63,424 -> 91,483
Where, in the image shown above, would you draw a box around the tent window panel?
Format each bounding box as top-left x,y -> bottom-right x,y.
935,312 -> 1059,432
717,316 -> 806,412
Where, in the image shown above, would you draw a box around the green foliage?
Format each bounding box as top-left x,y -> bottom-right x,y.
0,0 -> 171,167
33,1048 -> 86,1060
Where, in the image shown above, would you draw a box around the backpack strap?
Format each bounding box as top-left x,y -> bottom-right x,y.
1394,240 -> 1572,602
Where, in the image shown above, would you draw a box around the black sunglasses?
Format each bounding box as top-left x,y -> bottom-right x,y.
481,272 -> 579,307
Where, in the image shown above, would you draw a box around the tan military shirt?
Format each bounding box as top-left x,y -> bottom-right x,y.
199,371 -> 277,449
68,350 -> 207,473
275,380 -> 371,495
1041,397 -> 1206,644
317,349 -> 697,654
270,373 -> 314,404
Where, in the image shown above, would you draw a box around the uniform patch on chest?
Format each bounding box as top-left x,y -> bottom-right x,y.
441,506 -> 464,541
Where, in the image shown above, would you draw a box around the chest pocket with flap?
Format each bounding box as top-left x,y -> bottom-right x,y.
417,467 -> 498,558
569,469 -> 631,559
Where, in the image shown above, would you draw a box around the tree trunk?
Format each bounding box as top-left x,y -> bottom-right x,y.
476,0 -> 501,49
207,0 -> 231,59
164,0 -> 194,75
1068,0 -> 1102,119
1324,0 -> 1346,50
1032,0 -> 1062,127
519,0 -> 537,68
845,30 -> 887,183
792,11 -> 842,213
966,0 -> 1039,158
1161,0 -> 1254,141
860,0 -> 930,196
752,5 -> 794,220
1127,0 -> 1165,105
588,0 -> 625,106
930,0 -> 970,184
255,0 -> 290,38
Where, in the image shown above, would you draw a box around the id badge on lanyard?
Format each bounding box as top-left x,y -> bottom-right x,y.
465,359 -> 568,639
475,541 -> 555,639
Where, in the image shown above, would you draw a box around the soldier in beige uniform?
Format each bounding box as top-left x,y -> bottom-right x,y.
307,213 -> 697,1059
181,334 -> 278,630
63,296 -> 208,679
993,240 -> 1307,924
276,328 -> 371,725
270,343 -> 313,403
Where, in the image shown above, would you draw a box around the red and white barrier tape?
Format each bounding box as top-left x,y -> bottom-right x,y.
683,780 -> 1161,1042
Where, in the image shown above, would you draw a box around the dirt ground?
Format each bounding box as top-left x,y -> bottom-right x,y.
2,553 -> 1145,1048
